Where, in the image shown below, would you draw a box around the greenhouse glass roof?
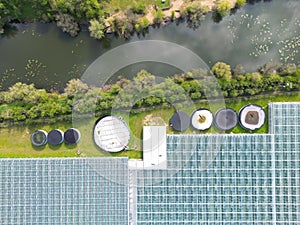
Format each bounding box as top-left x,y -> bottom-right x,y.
131,102 -> 300,224
1,102 -> 300,224
0,158 -> 128,225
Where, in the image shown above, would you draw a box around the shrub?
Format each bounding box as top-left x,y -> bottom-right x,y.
64,79 -> 89,98
153,9 -> 164,24
55,14 -> 79,37
112,11 -> 136,38
236,0 -> 246,7
89,19 -> 106,40
211,62 -> 232,81
132,2 -> 146,14
217,0 -> 232,17
135,17 -> 150,32
181,4 -> 209,29
233,64 -> 245,77
171,11 -> 175,21
278,63 -> 297,76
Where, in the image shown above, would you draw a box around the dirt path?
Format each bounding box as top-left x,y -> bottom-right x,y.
146,0 -> 237,21
164,0 -> 184,18
145,6 -> 155,23
109,0 -> 238,28
200,0 -> 237,9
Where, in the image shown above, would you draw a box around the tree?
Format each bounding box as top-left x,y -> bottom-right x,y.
72,87 -> 100,113
233,64 -> 245,77
133,70 -> 156,90
55,14 -> 79,37
77,0 -> 102,19
116,76 -> 130,88
259,61 -> 282,75
249,72 -> 262,82
112,11 -> 136,38
211,62 -> 232,81
89,19 -> 105,40
278,63 -> 297,76
163,78 -> 187,102
181,4 -> 209,29
217,0 -> 232,17
236,0 -> 246,8
4,83 -> 47,105
64,79 -> 89,98
295,67 -> 300,79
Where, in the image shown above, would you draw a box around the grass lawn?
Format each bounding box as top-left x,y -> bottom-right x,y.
156,0 -> 171,9
0,92 -> 299,158
103,0 -> 155,14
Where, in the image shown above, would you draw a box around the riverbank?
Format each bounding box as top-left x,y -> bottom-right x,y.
0,0 -> 241,38
0,92 -> 299,158
104,0 -> 240,36
1,60 -> 299,126
1,0 -> 299,91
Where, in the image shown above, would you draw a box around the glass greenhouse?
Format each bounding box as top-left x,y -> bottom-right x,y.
0,103 -> 299,224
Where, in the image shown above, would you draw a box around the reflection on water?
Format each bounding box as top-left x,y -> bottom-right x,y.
0,0 -> 299,91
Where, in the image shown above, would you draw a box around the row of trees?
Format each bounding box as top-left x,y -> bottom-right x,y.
0,0 -> 104,35
0,61 -> 299,123
1,0 -> 247,38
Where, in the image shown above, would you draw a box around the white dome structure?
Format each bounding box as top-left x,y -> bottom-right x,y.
239,104 -> 266,130
191,109 -> 213,130
94,116 -> 130,152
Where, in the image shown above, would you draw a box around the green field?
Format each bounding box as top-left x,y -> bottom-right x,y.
155,0 -> 171,9
0,92 -> 299,158
103,0 -> 154,14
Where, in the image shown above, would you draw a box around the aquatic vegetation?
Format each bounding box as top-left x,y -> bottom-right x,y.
277,36 -> 300,63
25,59 -> 47,81
226,10 -> 299,64
68,64 -> 87,77
0,68 -> 17,89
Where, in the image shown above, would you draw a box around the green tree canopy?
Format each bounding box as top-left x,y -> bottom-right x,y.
211,62 -> 232,81
55,13 -> 79,37
89,19 -> 106,39
64,79 -> 89,97
133,70 -> 156,90
233,64 -> 245,77
4,82 -> 47,105
181,4 -> 209,29
217,0 -> 232,17
131,1 -> 146,14
236,0 -> 246,7
278,63 -> 297,76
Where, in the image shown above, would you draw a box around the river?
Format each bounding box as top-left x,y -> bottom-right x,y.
0,0 -> 299,91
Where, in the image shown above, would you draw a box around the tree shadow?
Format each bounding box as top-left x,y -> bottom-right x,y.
2,24 -> 19,39
64,143 -> 77,149
230,7 -> 238,16
48,144 -> 61,150
34,23 -> 51,35
212,12 -> 223,23
101,36 -> 112,49
32,144 -> 46,151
